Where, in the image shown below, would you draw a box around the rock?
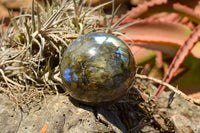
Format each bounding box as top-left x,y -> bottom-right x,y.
154,89 -> 200,133
0,94 -> 21,133
135,79 -> 200,133
1,80 -> 200,133
0,94 -> 123,133
168,94 -> 200,133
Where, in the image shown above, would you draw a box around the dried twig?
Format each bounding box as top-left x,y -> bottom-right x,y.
135,74 -> 200,106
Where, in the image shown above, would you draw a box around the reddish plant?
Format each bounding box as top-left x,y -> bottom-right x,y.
114,0 -> 200,97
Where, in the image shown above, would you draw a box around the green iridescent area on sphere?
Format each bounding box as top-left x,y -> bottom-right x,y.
60,32 -> 136,105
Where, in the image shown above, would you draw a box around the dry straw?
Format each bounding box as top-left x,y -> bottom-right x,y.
0,0 -> 135,106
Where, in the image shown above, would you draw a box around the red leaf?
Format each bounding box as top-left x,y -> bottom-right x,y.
130,45 -> 156,65
155,24 -> 200,97
118,21 -> 200,58
117,0 -> 200,24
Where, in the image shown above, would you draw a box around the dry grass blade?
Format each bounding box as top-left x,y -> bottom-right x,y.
106,0 -> 115,33
9,10 -> 19,31
0,0 -> 118,107
0,17 -> 5,46
40,6 -> 65,33
115,20 -> 144,32
37,3 -> 41,30
86,1 -> 112,16
0,69 -> 24,88
111,10 -> 135,31
32,0 -> 36,32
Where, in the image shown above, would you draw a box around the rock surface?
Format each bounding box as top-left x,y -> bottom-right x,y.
0,94 -> 126,133
1,81 -> 200,133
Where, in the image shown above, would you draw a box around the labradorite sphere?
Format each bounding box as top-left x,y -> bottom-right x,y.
60,32 -> 136,105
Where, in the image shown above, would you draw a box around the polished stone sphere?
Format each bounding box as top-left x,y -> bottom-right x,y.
60,32 -> 136,105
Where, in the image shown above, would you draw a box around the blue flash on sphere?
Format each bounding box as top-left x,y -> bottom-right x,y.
63,68 -> 71,82
72,72 -> 78,82
63,68 -> 78,82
